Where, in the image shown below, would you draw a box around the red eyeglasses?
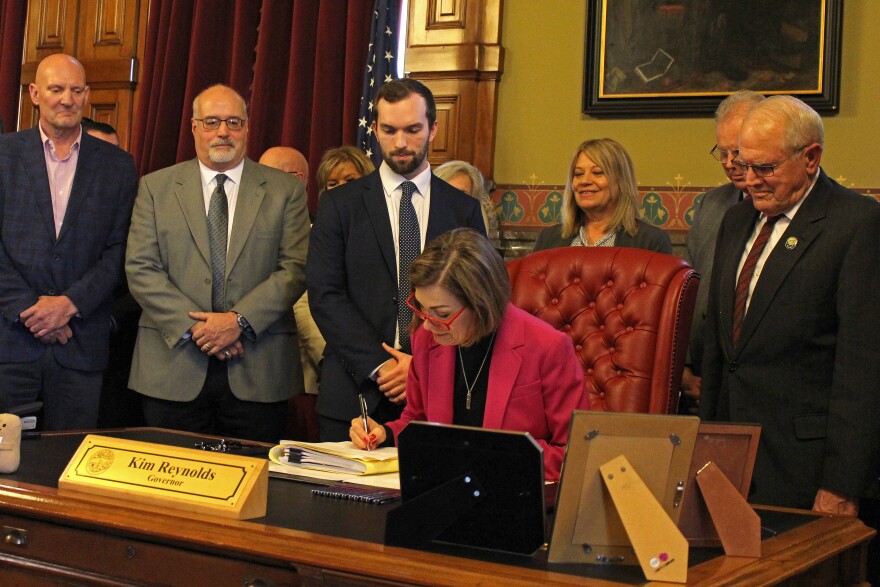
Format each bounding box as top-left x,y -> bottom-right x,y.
405,293 -> 466,331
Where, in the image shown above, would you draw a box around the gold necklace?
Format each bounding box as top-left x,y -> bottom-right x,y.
457,331 -> 496,410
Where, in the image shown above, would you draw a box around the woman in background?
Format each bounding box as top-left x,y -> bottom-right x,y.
315,145 -> 374,194
350,229 -> 587,480
533,138 -> 671,253
434,160 -> 497,239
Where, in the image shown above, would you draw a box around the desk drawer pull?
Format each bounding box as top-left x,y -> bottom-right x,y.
3,525 -> 28,547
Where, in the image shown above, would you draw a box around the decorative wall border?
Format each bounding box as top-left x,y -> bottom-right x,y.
491,183 -> 880,231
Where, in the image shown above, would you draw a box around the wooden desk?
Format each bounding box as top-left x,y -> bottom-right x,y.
0,429 -> 873,586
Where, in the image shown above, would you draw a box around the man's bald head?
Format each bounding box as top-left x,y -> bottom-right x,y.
260,147 -> 309,180
29,53 -> 89,138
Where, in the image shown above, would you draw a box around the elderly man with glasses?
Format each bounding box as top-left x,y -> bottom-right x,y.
681,90 -> 764,413
699,95 -> 880,581
126,84 -> 310,443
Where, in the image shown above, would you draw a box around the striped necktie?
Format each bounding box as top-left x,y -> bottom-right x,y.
208,174 -> 228,312
732,214 -> 781,346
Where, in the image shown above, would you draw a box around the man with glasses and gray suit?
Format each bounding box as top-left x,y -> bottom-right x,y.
126,84 -> 309,443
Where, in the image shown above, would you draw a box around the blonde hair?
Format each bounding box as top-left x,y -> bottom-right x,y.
560,138 -> 639,239
315,145 -> 375,193
409,229 -> 509,346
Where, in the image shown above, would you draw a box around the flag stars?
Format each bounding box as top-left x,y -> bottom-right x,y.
358,117 -> 367,128
385,26 -> 392,36
384,51 -> 394,62
384,74 -> 393,83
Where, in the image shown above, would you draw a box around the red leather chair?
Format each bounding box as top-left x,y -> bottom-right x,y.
507,247 -> 699,414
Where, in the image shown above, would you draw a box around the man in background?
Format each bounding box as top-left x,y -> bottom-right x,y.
307,78 -> 485,441
77,117 -> 144,429
261,145 -> 322,441
0,54 -> 137,429
81,117 -> 119,146
681,90 -> 763,412
126,84 -> 309,443
259,146 -> 308,183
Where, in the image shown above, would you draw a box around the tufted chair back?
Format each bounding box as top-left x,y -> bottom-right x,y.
507,247 -> 699,414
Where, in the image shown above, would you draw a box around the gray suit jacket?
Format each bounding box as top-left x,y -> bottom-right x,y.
684,182 -> 741,373
126,158 -> 310,402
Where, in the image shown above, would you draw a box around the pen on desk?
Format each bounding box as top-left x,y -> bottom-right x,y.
358,393 -> 372,451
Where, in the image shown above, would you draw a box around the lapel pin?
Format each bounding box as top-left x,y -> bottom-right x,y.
785,237 -> 798,250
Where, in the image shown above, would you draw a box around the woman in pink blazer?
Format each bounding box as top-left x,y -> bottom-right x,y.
351,229 -> 587,480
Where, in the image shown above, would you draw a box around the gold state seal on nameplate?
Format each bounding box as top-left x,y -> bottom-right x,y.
86,448 -> 114,475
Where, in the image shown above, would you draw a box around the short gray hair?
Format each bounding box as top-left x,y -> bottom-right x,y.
743,95 -> 824,151
714,90 -> 765,124
434,160 -> 487,202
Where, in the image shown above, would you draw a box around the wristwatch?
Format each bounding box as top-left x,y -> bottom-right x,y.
233,312 -> 252,333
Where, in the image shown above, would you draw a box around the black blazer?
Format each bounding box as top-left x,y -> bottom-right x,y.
0,126 -> 137,371
307,170 -> 485,423
532,219 -> 672,253
700,170 -> 880,506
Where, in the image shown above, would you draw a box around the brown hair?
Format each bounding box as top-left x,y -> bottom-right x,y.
375,78 -> 437,127
409,229 -> 509,346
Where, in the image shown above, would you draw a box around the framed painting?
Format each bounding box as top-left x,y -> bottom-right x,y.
583,0 -> 843,116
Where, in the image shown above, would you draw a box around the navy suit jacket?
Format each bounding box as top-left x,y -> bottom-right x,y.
700,170 -> 880,506
0,126 -> 137,371
307,170 -> 485,423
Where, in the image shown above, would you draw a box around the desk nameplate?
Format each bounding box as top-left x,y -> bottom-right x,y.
58,435 -> 267,519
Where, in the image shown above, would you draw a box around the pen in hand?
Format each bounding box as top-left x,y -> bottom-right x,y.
358,393 -> 372,451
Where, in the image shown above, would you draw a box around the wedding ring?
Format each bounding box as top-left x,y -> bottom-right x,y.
224,349 -> 231,357
203,343 -> 211,351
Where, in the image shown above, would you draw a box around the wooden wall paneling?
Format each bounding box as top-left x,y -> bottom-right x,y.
87,87 -> 133,147
422,78 -> 476,168
28,0 -> 80,58
406,0 -> 503,179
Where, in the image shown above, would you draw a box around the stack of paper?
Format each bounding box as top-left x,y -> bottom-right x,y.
269,441 -> 398,476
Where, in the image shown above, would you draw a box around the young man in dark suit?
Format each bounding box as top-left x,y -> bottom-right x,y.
307,79 -> 485,441
700,95 -> 880,582
0,54 -> 137,429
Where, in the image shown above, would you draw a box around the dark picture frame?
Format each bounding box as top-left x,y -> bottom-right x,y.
583,0 -> 843,116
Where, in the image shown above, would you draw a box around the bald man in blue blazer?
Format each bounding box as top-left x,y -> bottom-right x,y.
0,54 -> 137,429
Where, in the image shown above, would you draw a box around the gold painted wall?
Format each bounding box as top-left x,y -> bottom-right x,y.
494,0 -> 880,189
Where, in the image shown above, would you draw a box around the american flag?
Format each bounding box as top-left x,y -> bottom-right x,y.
356,0 -> 401,166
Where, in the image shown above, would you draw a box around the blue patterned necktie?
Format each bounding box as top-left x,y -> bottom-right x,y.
208,174 -> 228,312
397,180 -> 420,354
